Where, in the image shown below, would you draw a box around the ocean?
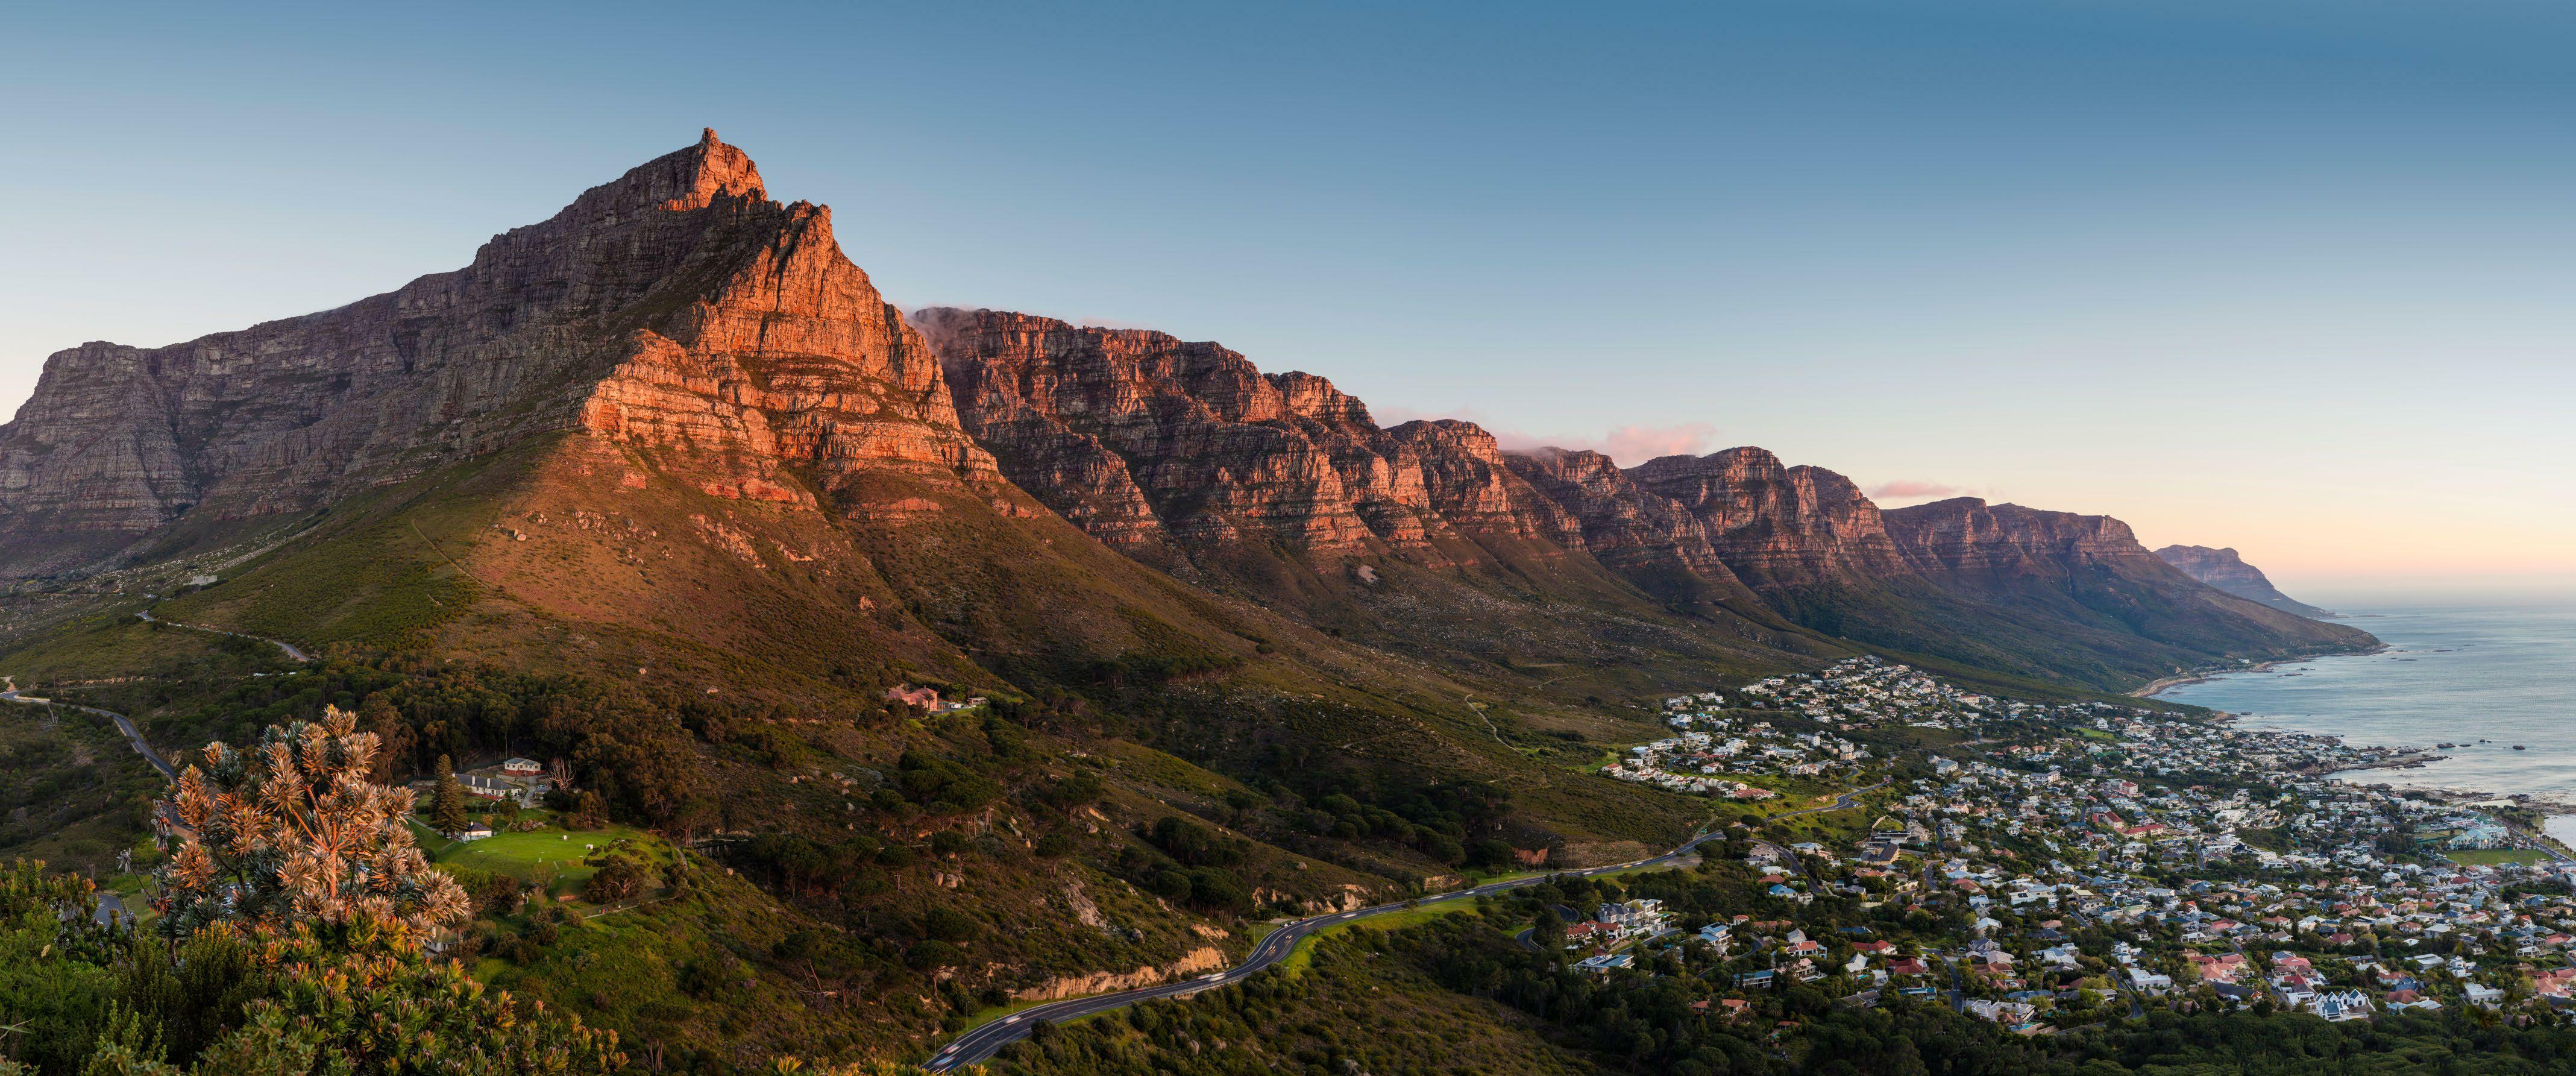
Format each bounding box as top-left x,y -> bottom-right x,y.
2150,602 -> 2576,837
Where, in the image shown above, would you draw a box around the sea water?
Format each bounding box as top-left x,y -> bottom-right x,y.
2150,603 -> 2576,840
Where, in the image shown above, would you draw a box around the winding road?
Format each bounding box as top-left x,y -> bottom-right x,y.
926,779 -> 1885,1071
1,676 -> 175,782
0,610 -> 306,785
136,609 -> 312,662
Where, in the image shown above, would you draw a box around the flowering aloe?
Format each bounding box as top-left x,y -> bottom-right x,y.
156,705 -> 470,946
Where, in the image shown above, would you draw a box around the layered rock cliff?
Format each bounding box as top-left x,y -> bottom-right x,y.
0,130 -> 997,576
1626,448 -> 1917,588
1882,497 -> 2175,584
916,307 -> 1577,574
0,131 -> 2375,688
1881,497 -> 2371,658
1501,448 -> 1747,603
2155,544 -> 2334,618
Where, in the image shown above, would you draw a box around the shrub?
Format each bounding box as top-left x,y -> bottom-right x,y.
922,906 -> 980,942
903,940 -> 964,969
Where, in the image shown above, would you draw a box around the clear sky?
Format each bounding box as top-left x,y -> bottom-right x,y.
4,1 -> 2569,598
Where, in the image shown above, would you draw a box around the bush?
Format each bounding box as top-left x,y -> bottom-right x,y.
904,940 -> 964,969
580,857 -> 644,904
923,906 -> 980,942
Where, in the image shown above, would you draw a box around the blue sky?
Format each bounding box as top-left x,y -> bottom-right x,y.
3,1 -> 2569,595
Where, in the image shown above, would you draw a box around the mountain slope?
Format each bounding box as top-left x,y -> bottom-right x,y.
0,130 -> 993,579
2155,544 -> 2336,617
0,130 -> 2388,1065
1877,497 -> 2373,671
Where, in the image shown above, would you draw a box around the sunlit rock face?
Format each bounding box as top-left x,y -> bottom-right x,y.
0,130 -> 998,576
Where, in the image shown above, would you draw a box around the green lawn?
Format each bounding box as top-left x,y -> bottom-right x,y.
2445,847 -> 2551,866
413,816 -> 662,897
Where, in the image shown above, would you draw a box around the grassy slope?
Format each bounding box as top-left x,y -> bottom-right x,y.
10,430 -> 2146,1068
0,697 -> 162,876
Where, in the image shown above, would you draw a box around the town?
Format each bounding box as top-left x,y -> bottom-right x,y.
1550,656 -> 2576,1033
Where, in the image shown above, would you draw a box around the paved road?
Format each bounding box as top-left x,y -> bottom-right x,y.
1,676 -> 175,782
926,779 -> 1885,1071
0,608 -> 306,787
137,609 -> 311,662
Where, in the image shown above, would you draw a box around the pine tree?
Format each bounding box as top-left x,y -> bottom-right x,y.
431,755 -> 469,837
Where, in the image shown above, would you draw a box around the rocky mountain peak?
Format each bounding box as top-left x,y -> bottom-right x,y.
1625,447 -> 1911,587
2156,544 -> 2334,618
0,132 -> 991,577
1881,497 -> 2161,579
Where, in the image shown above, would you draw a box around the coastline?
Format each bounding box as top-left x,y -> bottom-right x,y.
2132,656 -> 2298,700
2131,644 -> 2391,700
2145,647 -> 2576,814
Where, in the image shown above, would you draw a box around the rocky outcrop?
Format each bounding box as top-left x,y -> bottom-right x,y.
1882,497 -> 2175,584
1503,448 -> 1744,602
1882,497 -> 2372,658
1008,945 -> 1225,1001
1627,448 -> 1915,588
917,307 -> 1576,571
2156,544 -> 2333,618
0,130 -> 997,577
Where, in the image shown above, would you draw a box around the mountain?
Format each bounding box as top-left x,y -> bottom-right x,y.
911,308 -> 2377,688
0,130 -> 2386,1065
0,131 -> 1001,576
1625,448 -> 1916,588
10,131 -> 1789,1058
1880,497 -> 2370,666
2155,544 -> 2336,618
0,127 -> 2367,899
0,131 -> 1847,880
915,306 -> 1812,674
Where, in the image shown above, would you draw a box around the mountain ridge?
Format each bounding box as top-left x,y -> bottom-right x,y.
1,132 -> 2373,697
2155,543 -> 2336,618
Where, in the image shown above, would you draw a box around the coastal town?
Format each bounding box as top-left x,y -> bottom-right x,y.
1552,655 -> 2576,1033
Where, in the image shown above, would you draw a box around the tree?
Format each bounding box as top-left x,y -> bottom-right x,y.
1531,906 -> 1567,952
580,856 -> 644,904
78,952 -> 628,1076
429,755 -> 469,837
157,705 -> 471,948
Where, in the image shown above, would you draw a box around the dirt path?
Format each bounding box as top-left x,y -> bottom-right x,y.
136,609 -> 310,662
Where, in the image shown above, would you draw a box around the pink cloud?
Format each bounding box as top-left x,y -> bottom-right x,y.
1600,423 -> 1720,465
1867,479 -> 1962,499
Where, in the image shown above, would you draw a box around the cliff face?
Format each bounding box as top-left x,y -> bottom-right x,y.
0,131 -> 2375,689
2156,544 -> 2334,618
1880,497 -> 2372,659
1502,448 -> 1746,603
0,130 -> 997,576
1882,497 -> 2175,584
916,307 -> 1576,574
1626,448 -> 1915,588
